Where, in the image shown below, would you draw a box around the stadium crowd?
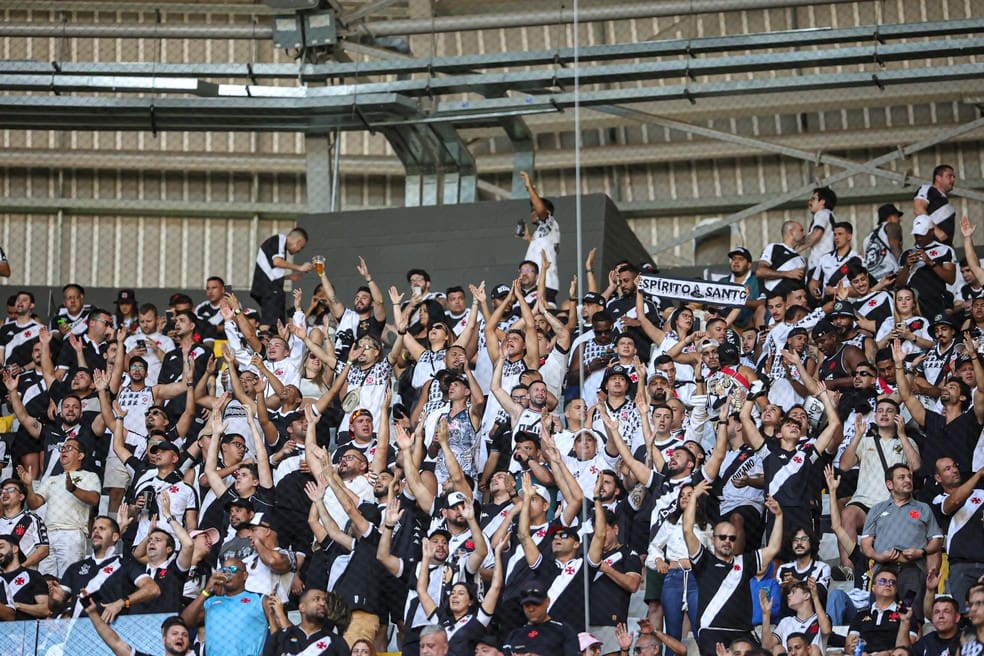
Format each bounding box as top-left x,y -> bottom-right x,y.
0,165 -> 983,656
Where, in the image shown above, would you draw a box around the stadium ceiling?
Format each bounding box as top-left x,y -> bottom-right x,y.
0,5 -> 981,209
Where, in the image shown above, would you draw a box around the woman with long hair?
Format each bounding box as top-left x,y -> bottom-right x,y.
415,530 -> 507,656
646,484 -> 712,648
875,286 -> 933,353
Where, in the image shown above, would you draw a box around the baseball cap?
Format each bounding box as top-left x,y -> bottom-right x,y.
428,527 -> 452,541
115,289 -> 137,304
602,364 -> 632,384
728,246 -> 753,261
582,292 -> 604,305
189,527 -> 221,546
446,491 -> 467,508
877,203 -> 903,223
520,483 -> 550,504
519,586 -> 549,605
475,635 -> 501,650
242,307 -> 259,318
830,301 -> 855,318
150,441 -> 180,455
811,320 -> 837,339
492,284 -> 510,299
578,633 -> 603,652
788,326 -> 808,339
549,524 -> 580,541
224,497 -> 255,512
930,313 -> 958,331
169,293 -> 193,306
248,512 -> 275,530
912,215 -> 933,236
698,338 -> 720,352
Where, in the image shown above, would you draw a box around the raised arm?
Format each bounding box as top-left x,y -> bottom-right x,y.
635,288 -> 667,345
517,472 -> 542,567
414,538 -> 440,618
452,282 -> 483,349
738,399 -> 766,451
823,465 -> 860,556
811,381 -> 843,455
892,338 -> 926,427
396,424 -> 435,513
684,479 -> 711,557
601,410 -> 653,483
1,371 -> 41,440
759,495 -> 784,563
376,493 -> 405,577
316,270 -> 347,321
355,256 -> 387,323
483,286 -> 515,363
489,353 -> 523,423
242,400 -> 274,489
203,411 -> 231,499
514,281 -> 540,369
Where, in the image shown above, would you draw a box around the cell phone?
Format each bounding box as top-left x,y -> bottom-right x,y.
413,286 -> 422,296
896,322 -> 905,330
902,589 -> 917,611
137,338 -> 146,349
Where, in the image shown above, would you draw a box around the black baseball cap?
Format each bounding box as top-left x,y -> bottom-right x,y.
728,246 -> 753,260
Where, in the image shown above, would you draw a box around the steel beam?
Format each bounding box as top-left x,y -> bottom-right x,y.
0,2 -> 279,15
0,197 -> 305,220
596,106 -> 984,203
0,23 -> 273,39
1,18 -> 975,81
359,0 -> 861,36
648,115 -> 984,256
178,37 -> 984,100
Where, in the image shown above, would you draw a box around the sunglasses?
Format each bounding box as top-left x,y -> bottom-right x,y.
218,566 -> 241,574
715,534 -> 738,542
876,578 -> 896,586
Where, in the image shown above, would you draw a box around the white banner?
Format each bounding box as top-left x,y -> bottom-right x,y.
638,273 -> 748,308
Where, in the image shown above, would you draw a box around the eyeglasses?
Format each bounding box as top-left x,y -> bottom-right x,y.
227,442 -> 247,451
340,454 -> 363,461
218,566 -> 241,574
714,534 -> 738,542
0,486 -> 20,494
59,445 -> 79,453
519,267 -> 537,274
876,578 -> 897,586
854,371 -> 875,377
791,536 -> 811,543
511,395 -> 529,403
130,363 -> 147,370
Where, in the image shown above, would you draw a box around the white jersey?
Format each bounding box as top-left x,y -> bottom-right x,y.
525,214 -> 561,290
124,331 -> 175,385
807,208 -> 835,270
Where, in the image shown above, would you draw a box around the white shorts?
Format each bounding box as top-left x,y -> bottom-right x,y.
103,448 -> 132,489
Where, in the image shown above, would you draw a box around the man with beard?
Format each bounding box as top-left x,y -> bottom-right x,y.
60,515 -> 159,619
894,338 -> 984,496
493,358 -> 551,451
315,256 -> 386,360
479,471 -> 520,539
838,397 -> 920,568
829,301 -> 875,363
686,480 -> 785,655
263,589 -> 352,656
124,304 -> 175,385
129,491 -> 216,615
931,457 -> 984,611
568,312 -> 618,404
430,372 -> 484,483
758,221 -> 808,299
911,313 -> 960,404
84,612 -> 195,656
203,407 -> 275,531
724,247 -> 762,330
775,528 -> 832,616
54,306 -> 113,376
305,408 -> 374,529
740,381 -> 843,552
181,557 -> 268,656
156,310 -> 210,423
0,533 -> 47,619
811,320 -> 866,394
124,436 -> 198,548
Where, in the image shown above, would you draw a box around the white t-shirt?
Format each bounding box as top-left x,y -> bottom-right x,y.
525,214 -> 561,290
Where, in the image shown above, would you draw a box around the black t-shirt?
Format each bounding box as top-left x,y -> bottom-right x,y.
0,320 -> 42,367
504,619 -> 580,656
917,409 -> 981,480
849,605 -> 905,652
273,471 -> 316,555
130,557 -> 189,615
0,567 -> 46,620
691,545 -> 762,632
912,630 -> 962,656
262,626 -> 351,656
588,544 -> 643,625
306,534 -> 382,615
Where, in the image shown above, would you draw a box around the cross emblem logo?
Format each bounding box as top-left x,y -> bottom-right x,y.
317,642 -> 328,649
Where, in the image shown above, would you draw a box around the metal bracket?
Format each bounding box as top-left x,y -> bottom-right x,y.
872,73 -> 884,90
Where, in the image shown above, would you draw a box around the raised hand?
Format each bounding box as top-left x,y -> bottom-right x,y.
961,215 -> 976,239
823,464 -> 839,494
356,256 -> 371,280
